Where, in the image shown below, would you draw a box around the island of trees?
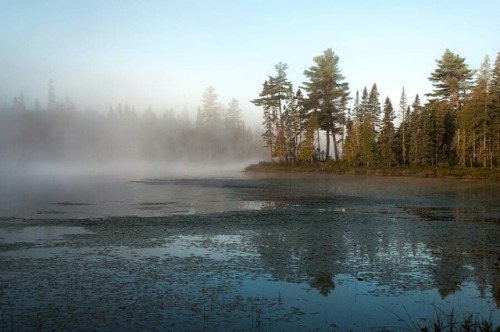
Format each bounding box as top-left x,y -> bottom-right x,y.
249,49 -> 500,178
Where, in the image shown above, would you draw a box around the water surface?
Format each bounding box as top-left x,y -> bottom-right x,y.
1,170 -> 499,330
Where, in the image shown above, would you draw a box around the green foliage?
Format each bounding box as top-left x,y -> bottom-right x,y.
252,62 -> 294,161
378,97 -> 397,166
427,49 -> 474,109
299,113 -> 318,162
302,48 -> 349,161
359,114 -> 376,167
252,48 -> 500,172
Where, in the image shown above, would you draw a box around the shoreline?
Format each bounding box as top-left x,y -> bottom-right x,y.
245,161 -> 500,180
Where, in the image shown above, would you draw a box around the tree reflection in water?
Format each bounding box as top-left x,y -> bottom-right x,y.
309,272 -> 335,296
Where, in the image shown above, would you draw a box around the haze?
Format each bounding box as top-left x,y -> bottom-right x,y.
0,1 -> 499,176
2,2 -> 499,119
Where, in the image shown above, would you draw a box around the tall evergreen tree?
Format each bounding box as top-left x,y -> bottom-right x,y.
426,49 -> 473,165
368,83 -> 381,133
197,86 -> 221,128
303,48 -> 349,161
378,97 -> 396,166
359,86 -> 369,120
458,56 -> 491,167
283,87 -> 304,161
299,113 -> 318,162
225,98 -> 243,130
408,95 -> 420,165
427,49 -> 474,110
359,114 -> 376,167
252,62 -> 293,161
342,90 -> 361,166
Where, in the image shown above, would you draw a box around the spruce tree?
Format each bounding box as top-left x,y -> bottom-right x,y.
368,83 -> 381,133
225,98 -> 243,130
198,86 -> 221,128
408,95 -> 422,165
378,97 -> 396,166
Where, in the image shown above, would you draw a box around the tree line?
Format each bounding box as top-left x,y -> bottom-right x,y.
252,49 -> 500,169
1,84 -> 265,164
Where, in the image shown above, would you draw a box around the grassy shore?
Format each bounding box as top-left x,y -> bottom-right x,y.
245,161 -> 500,180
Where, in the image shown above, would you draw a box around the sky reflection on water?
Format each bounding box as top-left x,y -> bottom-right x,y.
1,172 -> 499,330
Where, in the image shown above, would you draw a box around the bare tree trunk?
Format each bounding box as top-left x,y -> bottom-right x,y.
316,127 -> 321,155
473,133 -> 476,166
325,129 -> 330,161
333,132 -> 339,161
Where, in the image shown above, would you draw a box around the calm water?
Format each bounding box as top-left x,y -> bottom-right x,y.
1,166 -> 500,330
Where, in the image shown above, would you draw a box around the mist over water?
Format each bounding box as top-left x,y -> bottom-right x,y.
0,158 -> 263,219
0,98 -> 266,218
1,96 -> 499,330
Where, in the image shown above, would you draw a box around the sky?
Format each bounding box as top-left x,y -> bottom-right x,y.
1,0 -> 499,125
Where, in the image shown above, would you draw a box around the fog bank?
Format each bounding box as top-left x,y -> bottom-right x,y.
0,106 -> 266,179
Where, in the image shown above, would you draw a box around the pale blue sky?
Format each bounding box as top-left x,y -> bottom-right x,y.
1,1 -> 498,124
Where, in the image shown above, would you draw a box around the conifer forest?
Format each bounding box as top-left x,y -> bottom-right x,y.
0,84 -> 264,164
252,49 -> 500,171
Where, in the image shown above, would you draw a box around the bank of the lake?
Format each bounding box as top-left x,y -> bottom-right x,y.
245,161 -> 500,180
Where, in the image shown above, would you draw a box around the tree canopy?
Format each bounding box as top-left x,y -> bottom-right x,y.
252,49 -> 500,170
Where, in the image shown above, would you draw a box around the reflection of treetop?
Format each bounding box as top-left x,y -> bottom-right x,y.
249,207 -> 500,305
309,272 -> 335,297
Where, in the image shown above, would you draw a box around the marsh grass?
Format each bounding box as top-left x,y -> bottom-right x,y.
418,312 -> 500,332
384,305 -> 500,332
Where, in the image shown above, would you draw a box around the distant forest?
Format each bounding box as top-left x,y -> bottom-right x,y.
252,49 -> 500,169
0,84 -> 265,164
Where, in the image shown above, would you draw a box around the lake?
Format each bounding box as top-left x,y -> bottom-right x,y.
1,165 -> 499,331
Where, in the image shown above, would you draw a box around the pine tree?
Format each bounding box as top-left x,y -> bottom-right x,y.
408,95 -> 422,165
225,98 -> 243,130
353,90 -> 360,120
360,114 -> 376,167
458,55 -> 491,167
359,87 -> 369,120
253,80 -> 276,159
198,86 -> 221,128
252,63 -> 293,161
342,90 -> 361,166
378,97 -> 396,166
368,83 -> 381,133
299,113 -> 318,163
303,48 -> 349,161
283,87 -> 303,161
426,49 -> 473,165
427,49 -> 474,111
195,86 -> 224,158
